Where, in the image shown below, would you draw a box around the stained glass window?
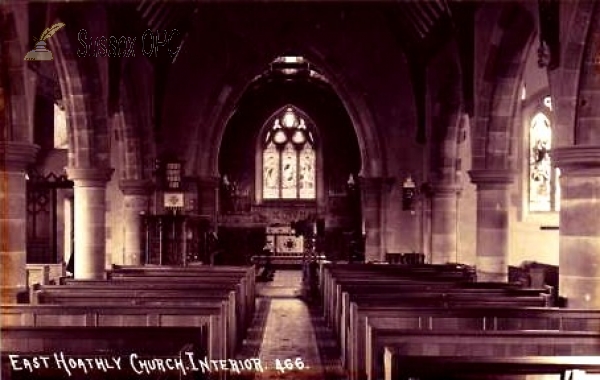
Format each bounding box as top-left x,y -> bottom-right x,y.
263,142 -> 280,199
54,103 -> 68,149
529,108 -> 559,212
261,106 -> 316,200
299,145 -> 315,199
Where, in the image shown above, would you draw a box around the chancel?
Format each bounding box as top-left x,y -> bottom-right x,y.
2,1 -> 600,379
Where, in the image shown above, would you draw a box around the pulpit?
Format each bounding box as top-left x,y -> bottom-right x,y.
141,214 -> 211,265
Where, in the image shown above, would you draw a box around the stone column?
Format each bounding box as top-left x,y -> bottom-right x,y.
430,184 -> 460,264
119,179 -> 152,266
66,167 -> 114,279
468,170 -> 514,282
0,142 -> 39,302
360,177 -> 386,262
554,146 -> 600,309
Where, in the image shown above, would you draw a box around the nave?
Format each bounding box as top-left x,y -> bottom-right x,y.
3,261 -> 600,380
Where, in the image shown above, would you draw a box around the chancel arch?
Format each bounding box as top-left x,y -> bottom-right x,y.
218,55 -> 361,219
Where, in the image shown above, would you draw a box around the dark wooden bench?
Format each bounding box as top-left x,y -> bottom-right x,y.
328,281 -> 548,344
332,281 -> 549,337
345,305 -> 600,380
105,265 -> 256,320
38,265 -> 256,356
321,263 -> 478,324
382,354 -> 600,380
32,287 -> 238,357
0,304 -> 228,360
365,327 -> 600,380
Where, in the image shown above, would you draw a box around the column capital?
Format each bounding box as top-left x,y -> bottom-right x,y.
554,146 -> 600,176
0,141 -> 39,171
468,169 -> 515,188
66,167 -> 114,186
119,179 -> 154,195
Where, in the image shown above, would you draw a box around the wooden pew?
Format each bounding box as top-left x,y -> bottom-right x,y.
333,281 -> 549,338
106,265 -> 256,322
346,305 -> 600,380
1,304 -> 224,361
55,278 -> 252,340
338,293 -> 547,378
47,265 -> 256,356
32,287 -> 238,357
383,354 -> 600,380
320,263 -> 477,325
365,327 -> 600,380
324,277 -> 465,328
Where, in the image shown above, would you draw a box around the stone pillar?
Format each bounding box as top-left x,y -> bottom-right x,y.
430,184 -> 460,264
360,177 -> 386,262
468,170 -> 514,282
554,146 -> 600,309
0,142 -> 39,302
63,191 -> 74,266
119,179 -> 152,266
66,167 -> 114,279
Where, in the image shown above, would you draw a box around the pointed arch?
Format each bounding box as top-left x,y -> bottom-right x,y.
255,104 -> 319,201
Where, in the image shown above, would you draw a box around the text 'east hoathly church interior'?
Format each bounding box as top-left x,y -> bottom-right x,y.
2,1 -> 600,379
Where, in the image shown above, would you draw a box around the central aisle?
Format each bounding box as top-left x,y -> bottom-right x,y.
235,270 -> 346,380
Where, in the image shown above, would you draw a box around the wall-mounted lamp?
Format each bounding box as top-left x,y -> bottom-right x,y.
402,176 -> 417,212
402,175 -> 433,214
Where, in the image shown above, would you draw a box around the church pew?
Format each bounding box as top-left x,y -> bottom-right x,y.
57,277 -> 254,331
32,288 -> 239,357
382,354 -> 600,380
0,304 -> 223,361
346,305 -> 600,380
321,273 -> 548,375
51,266 -> 256,352
106,265 -> 256,321
324,277 -> 480,327
320,265 -> 548,339
105,271 -> 255,324
1,326 -> 208,380
337,293 -> 547,378
320,264 -> 477,323
331,283 -> 549,342
334,281 -> 549,335
108,264 -> 255,306
364,326 -> 600,380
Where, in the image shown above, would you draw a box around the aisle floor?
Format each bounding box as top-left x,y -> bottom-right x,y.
235,270 -> 346,380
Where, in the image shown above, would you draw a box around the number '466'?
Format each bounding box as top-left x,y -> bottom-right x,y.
275,358 -> 306,373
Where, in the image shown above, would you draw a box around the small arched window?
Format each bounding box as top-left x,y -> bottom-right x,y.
529,96 -> 559,212
262,106 -> 316,200
54,102 -> 68,149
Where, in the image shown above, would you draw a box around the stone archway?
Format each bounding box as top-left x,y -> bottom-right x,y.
204,50 -> 385,180
47,6 -> 113,279
470,3 -> 536,281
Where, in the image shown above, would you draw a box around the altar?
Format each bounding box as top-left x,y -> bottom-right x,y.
264,224 -> 305,265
